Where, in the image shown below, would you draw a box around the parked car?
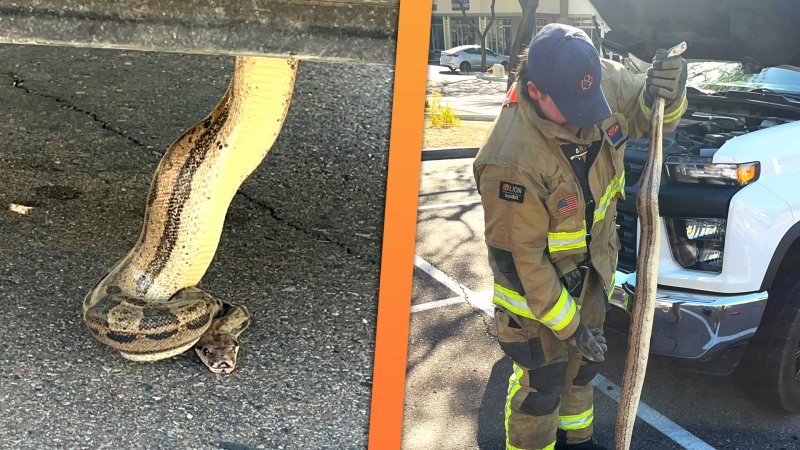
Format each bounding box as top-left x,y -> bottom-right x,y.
439,45 -> 509,72
589,0 -> 800,413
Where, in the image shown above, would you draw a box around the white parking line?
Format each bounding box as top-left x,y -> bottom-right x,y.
417,199 -> 482,211
593,375 -> 716,450
413,255 -> 493,316
410,296 -> 465,313
412,256 -> 717,450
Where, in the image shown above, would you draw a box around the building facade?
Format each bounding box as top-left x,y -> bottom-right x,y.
430,0 -> 609,59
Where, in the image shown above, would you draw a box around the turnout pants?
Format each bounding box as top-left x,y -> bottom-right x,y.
496,270 -> 607,450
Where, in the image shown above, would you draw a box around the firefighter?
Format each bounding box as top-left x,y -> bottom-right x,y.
473,24 -> 687,450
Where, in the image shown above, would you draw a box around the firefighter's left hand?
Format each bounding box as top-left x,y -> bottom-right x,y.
645,48 -> 687,105
568,324 -> 607,362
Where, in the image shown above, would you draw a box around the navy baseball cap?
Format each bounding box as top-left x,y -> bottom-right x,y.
526,23 -> 611,128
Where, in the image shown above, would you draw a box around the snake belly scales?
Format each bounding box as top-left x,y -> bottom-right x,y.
83,56 -> 297,373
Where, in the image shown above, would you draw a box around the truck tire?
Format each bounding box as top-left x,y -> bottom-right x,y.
736,253 -> 800,413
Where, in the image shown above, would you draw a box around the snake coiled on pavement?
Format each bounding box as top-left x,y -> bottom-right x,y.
82,56 -> 297,370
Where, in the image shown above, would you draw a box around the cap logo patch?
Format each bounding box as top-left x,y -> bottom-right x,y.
499,181 -> 525,203
580,72 -> 595,92
557,195 -> 578,216
606,122 -> 623,145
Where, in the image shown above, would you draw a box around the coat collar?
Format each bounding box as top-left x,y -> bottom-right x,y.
516,79 -> 597,146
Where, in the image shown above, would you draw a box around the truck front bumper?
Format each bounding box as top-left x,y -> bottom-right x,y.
609,270 -> 769,361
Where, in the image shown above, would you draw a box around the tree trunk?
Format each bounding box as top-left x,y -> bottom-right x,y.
508,0 -> 538,88
458,0 -> 495,72
480,0 -> 496,72
480,35 -> 488,71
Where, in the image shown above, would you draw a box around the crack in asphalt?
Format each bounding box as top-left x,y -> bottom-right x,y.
6,72 -> 158,156
4,72 -> 378,265
237,190 -> 379,265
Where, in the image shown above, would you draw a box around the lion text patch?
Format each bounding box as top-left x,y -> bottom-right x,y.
499,182 -> 525,203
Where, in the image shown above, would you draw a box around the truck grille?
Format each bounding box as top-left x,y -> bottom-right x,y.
616,196 -> 638,272
615,144 -> 648,272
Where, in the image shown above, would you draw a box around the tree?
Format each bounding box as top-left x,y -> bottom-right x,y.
456,0 -> 496,72
507,0 -> 539,89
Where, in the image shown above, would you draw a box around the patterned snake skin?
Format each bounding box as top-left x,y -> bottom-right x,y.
82,56 -> 298,371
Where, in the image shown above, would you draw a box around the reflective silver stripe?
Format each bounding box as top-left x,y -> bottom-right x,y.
493,284 -> 536,319
558,406 -> 594,430
548,229 -> 587,253
540,287 -> 576,331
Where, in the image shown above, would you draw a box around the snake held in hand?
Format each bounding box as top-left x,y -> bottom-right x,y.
82,56 -> 297,371
615,42 -> 686,449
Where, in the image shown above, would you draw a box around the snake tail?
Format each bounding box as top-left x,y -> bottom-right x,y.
83,56 -> 298,360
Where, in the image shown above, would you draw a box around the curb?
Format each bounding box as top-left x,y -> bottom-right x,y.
455,114 -> 496,122
421,146 -> 480,161
475,73 -> 508,83
423,112 -> 497,122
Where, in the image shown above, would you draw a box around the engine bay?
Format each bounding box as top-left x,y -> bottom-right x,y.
626,89 -> 800,157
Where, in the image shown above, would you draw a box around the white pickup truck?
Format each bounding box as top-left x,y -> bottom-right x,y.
590,0 -> 800,413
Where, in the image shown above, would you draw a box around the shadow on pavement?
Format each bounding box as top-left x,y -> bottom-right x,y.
478,356 -> 512,450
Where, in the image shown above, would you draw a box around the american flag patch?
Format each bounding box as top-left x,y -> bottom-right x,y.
557,195 -> 578,216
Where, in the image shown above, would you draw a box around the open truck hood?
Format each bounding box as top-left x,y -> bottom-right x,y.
590,0 -> 800,71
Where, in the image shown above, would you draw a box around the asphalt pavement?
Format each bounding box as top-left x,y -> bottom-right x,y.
402,158 -> 800,450
0,44 -> 392,449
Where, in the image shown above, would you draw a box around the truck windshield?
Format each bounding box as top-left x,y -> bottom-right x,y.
687,61 -> 800,96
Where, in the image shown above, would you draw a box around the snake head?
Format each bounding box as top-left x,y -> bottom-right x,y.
194,333 -> 239,374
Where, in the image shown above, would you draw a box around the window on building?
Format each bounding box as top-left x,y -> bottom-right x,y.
430,17 -> 445,52
536,18 -> 549,35
571,18 -> 596,41
487,18 -> 512,55
451,17 -> 476,47
451,0 -> 469,11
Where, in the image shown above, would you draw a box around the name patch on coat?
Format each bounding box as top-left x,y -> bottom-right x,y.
557,195 -> 578,216
500,182 -> 525,203
606,122 -> 623,146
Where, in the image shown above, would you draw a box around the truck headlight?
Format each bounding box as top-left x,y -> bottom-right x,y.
664,218 -> 726,273
665,156 -> 759,186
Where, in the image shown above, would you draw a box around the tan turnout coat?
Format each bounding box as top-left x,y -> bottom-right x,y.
474,59 -> 686,340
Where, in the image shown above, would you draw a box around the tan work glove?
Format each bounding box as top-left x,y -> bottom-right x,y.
644,48 -> 688,107
568,323 -> 607,362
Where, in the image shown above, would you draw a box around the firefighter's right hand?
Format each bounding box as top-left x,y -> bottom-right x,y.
568,324 -> 607,362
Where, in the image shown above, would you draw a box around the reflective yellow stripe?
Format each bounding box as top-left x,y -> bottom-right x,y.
493,284 -> 536,319
593,172 -> 627,225
505,365 -> 525,450
559,406 -> 594,430
504,366 -> 556,449
638,88 -> 652,117
639,87 -> 686,124
664,95 -> 687,123
548,228 -> 587,253
540,287 -> 576,331
593,177 -> 617,224
607,272 -> 616,300
494,284 -> 576,332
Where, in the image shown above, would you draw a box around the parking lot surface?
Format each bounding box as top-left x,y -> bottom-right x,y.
0,45 -> 392,449
402,157 -> 800,450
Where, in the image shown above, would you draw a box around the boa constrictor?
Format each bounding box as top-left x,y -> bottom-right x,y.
615,42 -> 687,449
83,56 -> 297,373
